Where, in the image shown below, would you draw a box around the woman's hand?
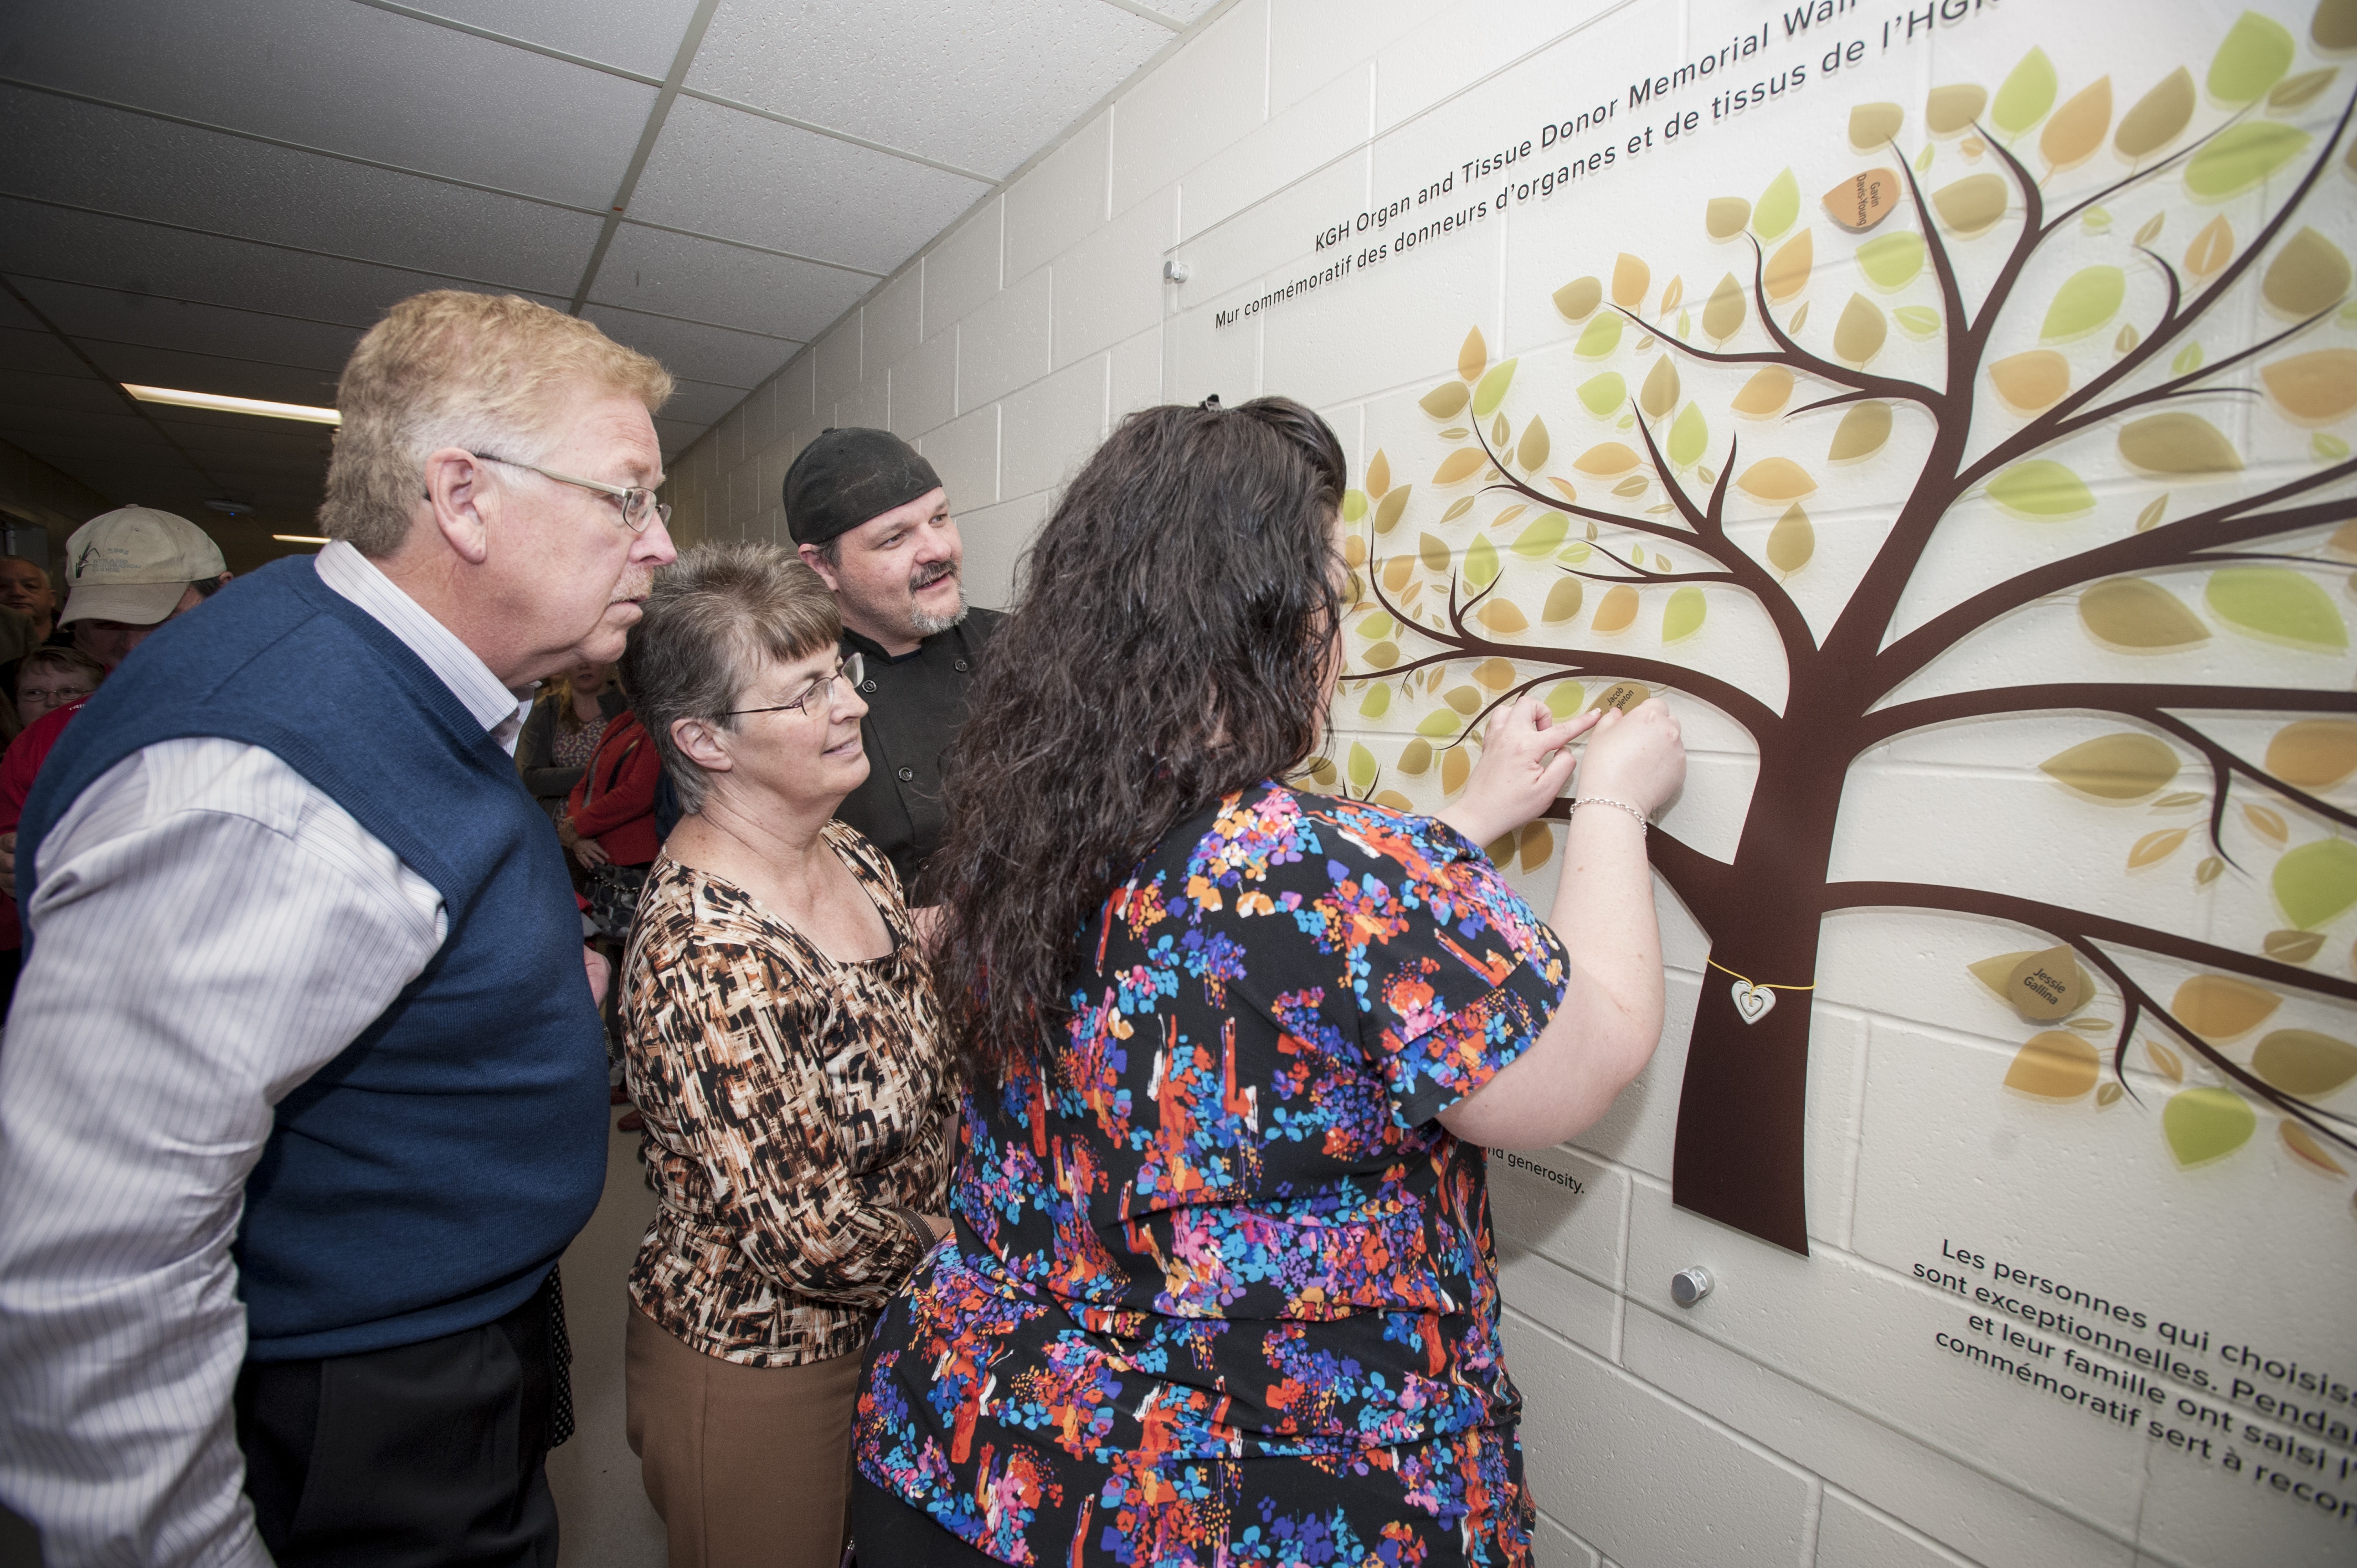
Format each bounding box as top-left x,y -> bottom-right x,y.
555,813 -> 580,849
1436,697 -> 1586,849
574,835 -> 613,869
1574,697 -> 1686,816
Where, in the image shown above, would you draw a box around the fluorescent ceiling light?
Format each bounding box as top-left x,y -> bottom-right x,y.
124,384 -> 341,426
272,534 -> 331,544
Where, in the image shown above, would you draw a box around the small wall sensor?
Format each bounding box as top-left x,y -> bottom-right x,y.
1670,1267 -> 1713,1308
1163,259 -> 1191,283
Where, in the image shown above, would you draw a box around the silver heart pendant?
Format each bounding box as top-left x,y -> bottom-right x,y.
1730,980 -> 1776,1024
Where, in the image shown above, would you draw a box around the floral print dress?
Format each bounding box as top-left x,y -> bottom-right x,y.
856,785 -> 1569,1567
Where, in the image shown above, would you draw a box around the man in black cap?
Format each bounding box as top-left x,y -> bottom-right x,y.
784,427 -> 1001,896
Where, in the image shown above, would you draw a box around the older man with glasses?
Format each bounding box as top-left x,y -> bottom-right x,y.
0,291 -> 677,1567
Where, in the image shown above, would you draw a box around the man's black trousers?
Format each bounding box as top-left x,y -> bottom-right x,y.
233,1270 -> 567,1566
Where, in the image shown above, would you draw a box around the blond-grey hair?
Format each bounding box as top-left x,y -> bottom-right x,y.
627,542 -> 843,814
320,291 -> 673,556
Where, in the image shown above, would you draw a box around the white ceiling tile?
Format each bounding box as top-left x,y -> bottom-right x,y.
688,0 -> 1170,180
0,200 -> 573,329
0,0 -> 653,210
0,290 -> 43,331
652,416 -> 710,458
0,325 -> 97,379
0,370 -> 130,417
14,280 -> 361,374
629,96 -> 987,276
582,303 -> 799,390
1136,0 -> 1219,18
590,224 -> 873,342
0,89 -> 603,296
411,0 -> 704,80
660,379 -> 751,427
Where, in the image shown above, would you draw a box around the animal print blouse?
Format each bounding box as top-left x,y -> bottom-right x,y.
621,823 -> 955,1366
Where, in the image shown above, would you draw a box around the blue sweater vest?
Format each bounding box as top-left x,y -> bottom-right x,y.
18,558 -> 609,1360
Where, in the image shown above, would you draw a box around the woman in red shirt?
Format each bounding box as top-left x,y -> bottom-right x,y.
564,707 -> 662,939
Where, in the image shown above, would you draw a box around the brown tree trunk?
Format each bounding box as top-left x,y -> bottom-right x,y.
1666,721 -> 1849,1255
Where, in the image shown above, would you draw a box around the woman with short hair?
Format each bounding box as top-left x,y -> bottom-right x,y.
619,541 -> 953,1568
851,398 -> 1685,1566
516,658 -> 625,826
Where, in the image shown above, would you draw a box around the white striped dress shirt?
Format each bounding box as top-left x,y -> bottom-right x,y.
0,542 -> 537,1567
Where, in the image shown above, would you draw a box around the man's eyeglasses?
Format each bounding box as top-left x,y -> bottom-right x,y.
470,452 -> 669,534
722,653 -> 864,719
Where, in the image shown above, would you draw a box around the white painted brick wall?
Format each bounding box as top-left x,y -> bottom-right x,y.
653,4 -> 2352,1564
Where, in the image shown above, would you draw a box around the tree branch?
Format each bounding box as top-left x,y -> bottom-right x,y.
1859,680 -> 2357,749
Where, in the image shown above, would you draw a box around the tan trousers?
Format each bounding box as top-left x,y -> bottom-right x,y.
625,1304 -> 862,1568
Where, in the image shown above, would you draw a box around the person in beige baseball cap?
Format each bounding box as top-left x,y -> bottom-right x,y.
58,505 -> 231,670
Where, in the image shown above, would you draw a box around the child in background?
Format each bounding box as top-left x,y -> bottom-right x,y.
0,648 -> 107,1018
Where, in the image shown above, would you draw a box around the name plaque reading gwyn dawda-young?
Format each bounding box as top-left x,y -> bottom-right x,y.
1166,1 -> 2357,1560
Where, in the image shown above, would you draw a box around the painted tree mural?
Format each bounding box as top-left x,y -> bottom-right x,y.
1320,3 -> 2357,1251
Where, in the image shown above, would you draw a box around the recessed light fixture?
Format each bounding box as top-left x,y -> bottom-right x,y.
123,384 -> 341,426
204,498 -> 254,516
272,534 -> 331,545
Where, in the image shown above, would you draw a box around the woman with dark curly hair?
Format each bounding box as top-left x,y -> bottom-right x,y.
850,396 -> 1685,1567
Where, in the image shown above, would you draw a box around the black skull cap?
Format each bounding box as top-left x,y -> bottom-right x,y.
781,427 -> 944,546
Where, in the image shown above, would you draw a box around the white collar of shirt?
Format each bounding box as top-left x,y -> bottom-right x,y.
313,540 -> 537,755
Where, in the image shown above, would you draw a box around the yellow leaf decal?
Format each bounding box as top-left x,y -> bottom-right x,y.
2281,1122 -> 2349,1178
1433,448 -> 1485,485
1849,101 -> 1903,148
2262,929 -> 2326,965
2253,1029 -> 2357,1096
1989,349 -> 2071,412
1363,639 -> 1400,669
2183,215 -> 2234,281
1592,585 -> 1639,633
2266,718 -> 2357,788
1573,442 -> 1642,476
2317,0 -> 2357,51
2171,974 -> 2281,1039
1828,401 -> 1892,462
1471,658 -> 1516,691
1397,737 -> 1432,776
1705,198 -> 1751,240
2242,804 -> 2288,844
1659,276 -> 1684,314
1418,533 -> 1452,574
1612,253 -> 1651,309
1519,417 -> 1550,473
2078,577 -> 2210,648
1703,272 -> 1746,340
2129,827 -> 2189,868
2005,1031 -> 2099,1098
1441,747 -> 1470,796
1367,450 -> 1392,498
2114,67 -> 2194,159
1459,327 -> 1488,384
2261,349 -> 2357,424
1476,601 -> 1529,635
2148,1040 -> 2185,1082
1553,277 -> 1602,321
1736,457 -> 1816,500
1420,382 -> 1470,419
2039,733 -> 2180,799
1764,230 -> 1813,301
1541,577 -> 1584,623
1766,504 -> 1814,572
2039,75 -> 2111,169
2261,228 -> 2352,320
1931,172 -> 2008,236
1373,487 -> 1411,535
1926,82 -> 1988,137
1821,168 -> 1901,233
1641,356 -> 1680,420
2163,1087 -> 2255,1167
2118,412 -> 2242,476
2268,68 -> 2338,113
1833,294 -> 1887,363
1443,683 -> 1484,715
1731,367 -> 1793,416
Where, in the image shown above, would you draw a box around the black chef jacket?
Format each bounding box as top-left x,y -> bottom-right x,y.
833,607 -> 1002,895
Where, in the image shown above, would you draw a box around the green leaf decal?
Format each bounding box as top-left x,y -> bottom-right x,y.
1663,585 -> 1706,642
2206,10 -> 2296,106
1988,460 -> 2096,517
1667,404 -> 1709,467
1991,48 -> 2058,135
2205,566 -> 2348,649
2162,1088 -> 2255,1168
1472,359 -> 1519,418
1578,373 -> 1627,418
1543,681 -> 1586,718
1895,305 -> 1942,338
1342,489 -> 1367,522
1856,232 -> 1926,290
1465,535 -> 1500,590
2185,122 -> 2311,200
2040,266 -> 2126,341
1347,741 -> 1377,791
1512,512 -> 1569,558
1357,611 -> 1396,639
1754,168 -> 1800,240
1358,683 -> 1391,718
1575,313 -> 1623,358
2274,838 -> 2357,930
1416,709 -> 1463,740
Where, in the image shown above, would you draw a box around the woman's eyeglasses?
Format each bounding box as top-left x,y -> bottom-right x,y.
723,653 -> 864,719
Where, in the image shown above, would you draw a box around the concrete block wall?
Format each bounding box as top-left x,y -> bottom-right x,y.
661,3 -> 2357,1564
